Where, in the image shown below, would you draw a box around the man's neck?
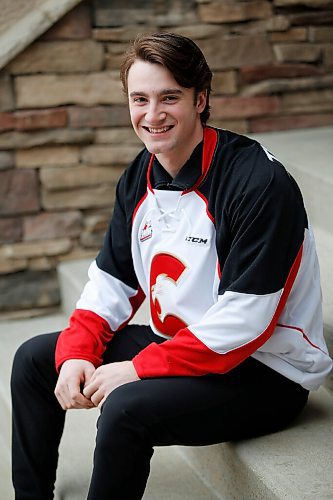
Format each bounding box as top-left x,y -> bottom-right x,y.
156,129 -> 204,178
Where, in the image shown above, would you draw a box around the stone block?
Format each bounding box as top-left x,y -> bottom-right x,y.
162,25 -> 222,40
0,112 -> 15,131
0,151 -> 14,170
16,146 -> 80,168
9,41 -> 104,74
0,129 -> 94,150
250,112 -> 333,133
16,73 -> 123,108
198,36 -> 273,70
15,109 -> 68,130
270,28 -> 308,43
0,72 -> 14,111
153,0 -> 197,26
105,43 -> 130,55
325,46 -> 333,67
41,3 -> 92,40
57,246 -> 96,263
28,257 -> 54,271
0,170 -> 39,215
83,213 -> 110,232
23,211 -> 82,241
41,185 -> 116,210
105,53 -> 123,71
289,11 -> 333,26
0,109 -> 68,132
241,75 -> 333,96
198,1 -> 272,23
40,165 -> 124,190
0,270 -> 60,311
274,43 -> 322,63
94,0 -> 153,27
0,238 -> 72,259
212,71 -> 238,95
93,26 -> 154,42
210,96 -> 280,119
95,127 -> 141,144
281,89 -> 333,113
80,230 -> 105,248
0,258 -> 27,275
228,16 -> 290,35
68,106 -> 130,128
275,0 -> 333,6
240,64 -> 324,83
81,145 -> 141,165
0,218 -> 22,244
309,27 -> 333,42
256,15 -> 290,32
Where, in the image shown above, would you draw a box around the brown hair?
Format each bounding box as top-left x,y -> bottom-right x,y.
120,32 -> 213,125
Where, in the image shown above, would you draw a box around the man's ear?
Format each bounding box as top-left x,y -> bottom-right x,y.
196,90 -> 207,113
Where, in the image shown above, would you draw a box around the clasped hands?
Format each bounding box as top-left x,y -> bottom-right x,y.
54,359 -> 139,410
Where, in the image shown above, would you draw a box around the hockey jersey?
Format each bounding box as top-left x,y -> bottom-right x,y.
55,126 -> 333,390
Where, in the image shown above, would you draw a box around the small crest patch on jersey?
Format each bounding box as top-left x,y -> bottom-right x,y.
140,220 -> 153,242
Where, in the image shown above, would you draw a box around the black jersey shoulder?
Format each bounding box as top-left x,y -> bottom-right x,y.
199,128 -> 307,229
197,128 -> 308,295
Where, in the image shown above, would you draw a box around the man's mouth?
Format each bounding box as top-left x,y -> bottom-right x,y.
143,126 -> 174,134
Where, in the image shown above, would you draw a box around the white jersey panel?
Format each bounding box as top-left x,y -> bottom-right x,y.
188,289 -> 283,353
77,260 -> 139,332
132,189 -> 219,337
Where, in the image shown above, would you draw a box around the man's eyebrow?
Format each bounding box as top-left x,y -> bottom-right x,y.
129,88 -> 184,97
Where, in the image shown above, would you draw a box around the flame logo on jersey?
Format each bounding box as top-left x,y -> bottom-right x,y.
150,253 -> 188,337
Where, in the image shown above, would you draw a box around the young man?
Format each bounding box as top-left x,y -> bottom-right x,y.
11,32 -> 332,500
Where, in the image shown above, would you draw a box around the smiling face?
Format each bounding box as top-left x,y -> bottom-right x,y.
127,59 -> 206,177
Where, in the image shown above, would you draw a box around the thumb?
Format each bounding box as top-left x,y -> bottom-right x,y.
83,364 -> 96,386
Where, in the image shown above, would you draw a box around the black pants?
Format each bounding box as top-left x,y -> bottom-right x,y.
11,324 -> 309,500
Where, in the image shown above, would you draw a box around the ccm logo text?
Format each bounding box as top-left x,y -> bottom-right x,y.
185,236 -> 208,244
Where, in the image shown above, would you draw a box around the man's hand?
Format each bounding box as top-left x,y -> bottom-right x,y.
83,361 -> 140,408
54,359 -> 96,410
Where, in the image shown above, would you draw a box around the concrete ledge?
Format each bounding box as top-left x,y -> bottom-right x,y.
178,387 -> 333,499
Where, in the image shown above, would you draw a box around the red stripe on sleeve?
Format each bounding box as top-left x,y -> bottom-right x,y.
55,309 -> 113,372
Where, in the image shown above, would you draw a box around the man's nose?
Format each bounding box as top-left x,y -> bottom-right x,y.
145,103 -> 166,123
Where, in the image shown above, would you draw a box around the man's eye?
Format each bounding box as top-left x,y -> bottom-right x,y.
133,97 -> 147,103
164,95 -> 178,102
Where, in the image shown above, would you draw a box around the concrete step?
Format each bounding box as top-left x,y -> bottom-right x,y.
178,387 -> 333,500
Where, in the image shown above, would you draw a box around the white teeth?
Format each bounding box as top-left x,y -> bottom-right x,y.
148,126 -> 170,134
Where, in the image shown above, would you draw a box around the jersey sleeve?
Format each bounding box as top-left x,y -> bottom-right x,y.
132,145 -> 308,378
55,174 -> 145,371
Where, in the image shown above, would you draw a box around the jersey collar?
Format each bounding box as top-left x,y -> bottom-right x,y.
147,126 -> 218,193
151,141 -> 203,191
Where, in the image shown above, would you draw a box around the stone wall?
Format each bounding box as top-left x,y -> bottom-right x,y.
1,0 -> 333,314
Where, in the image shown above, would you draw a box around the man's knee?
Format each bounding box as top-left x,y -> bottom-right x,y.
96,381 -> 152,446
11,332 -> 59,386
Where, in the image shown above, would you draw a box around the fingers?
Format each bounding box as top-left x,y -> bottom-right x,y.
54,359 -> 97,410
55,379 -> 95,410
